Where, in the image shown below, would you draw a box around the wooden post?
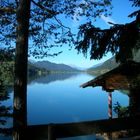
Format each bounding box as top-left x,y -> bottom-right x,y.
108,92 -> 112,119
48,124 -> 56,140
107,91 -> 113,140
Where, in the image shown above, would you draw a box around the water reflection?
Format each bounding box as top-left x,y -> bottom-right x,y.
0,72 -> 140,140
29,72 -> 79,85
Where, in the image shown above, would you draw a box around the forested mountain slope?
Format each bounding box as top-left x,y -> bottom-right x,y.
88,50 -> 140,75
33,61 -> 79,72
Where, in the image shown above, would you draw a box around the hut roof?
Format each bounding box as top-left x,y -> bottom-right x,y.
80,61 -> 140,91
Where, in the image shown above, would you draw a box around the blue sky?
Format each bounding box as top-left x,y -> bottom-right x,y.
30,0 -> 139,69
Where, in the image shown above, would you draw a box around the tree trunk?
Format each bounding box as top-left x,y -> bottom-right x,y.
13,0 -> 31,140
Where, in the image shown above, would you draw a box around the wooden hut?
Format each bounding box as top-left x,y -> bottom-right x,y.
81,60 -> 140,91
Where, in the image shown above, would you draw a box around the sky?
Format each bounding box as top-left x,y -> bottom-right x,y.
30,0 -> 139,69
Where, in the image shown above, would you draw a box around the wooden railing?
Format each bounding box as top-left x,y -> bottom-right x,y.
26,116 -> 140,140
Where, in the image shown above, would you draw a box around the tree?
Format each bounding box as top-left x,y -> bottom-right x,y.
0,79 -> 12,135
0,48 -> 14,61
75,0 -> 140,63
0,0 -> 112,57
0,0 -> 113,139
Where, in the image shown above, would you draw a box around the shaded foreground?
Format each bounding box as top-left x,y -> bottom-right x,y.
27,115 -> 140,139
0,115 -> 140,140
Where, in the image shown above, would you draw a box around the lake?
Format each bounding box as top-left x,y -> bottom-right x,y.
27,72 -> 129,124
0,72 -> 129,140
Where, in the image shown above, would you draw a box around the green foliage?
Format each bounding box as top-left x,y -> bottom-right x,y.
0,0 -> 112,58
0,48 -> 14,62
0,61 -> 14,86
113,102 -> 129,118
0,48 -> 14,85
75,12 -> 140,63
0,61 -> 47,86
75,0 -> 140,63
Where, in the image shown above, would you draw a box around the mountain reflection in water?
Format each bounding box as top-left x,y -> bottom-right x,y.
29,72 -> 79,85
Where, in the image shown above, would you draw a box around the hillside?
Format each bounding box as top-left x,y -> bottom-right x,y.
33,60 -> 79,72
28,62 -> 47,76
0,61 -> 46,85
88,57 -> 119,75
88,50 -> 140,75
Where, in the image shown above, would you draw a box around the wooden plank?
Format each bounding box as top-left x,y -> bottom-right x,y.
48,124 -> 56,140
26,116 -> 140,139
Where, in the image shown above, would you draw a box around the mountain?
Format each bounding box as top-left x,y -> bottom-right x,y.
0,61 -> 46,86
33,60 -> 79,72
88,57 -> 119,74
89,62 -> 103,69
68,64 -> 87,70
28,62 -> 47,76
88,50 -> 140,75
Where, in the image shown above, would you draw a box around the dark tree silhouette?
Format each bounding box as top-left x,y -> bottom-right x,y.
0,48 -> 14,62
75,0 -> 140,63
0,0 -> 112,58
0,79 -> 12,135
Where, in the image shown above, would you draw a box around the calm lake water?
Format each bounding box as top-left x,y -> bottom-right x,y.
27,72 -> 129,125
0,72 -> 129,140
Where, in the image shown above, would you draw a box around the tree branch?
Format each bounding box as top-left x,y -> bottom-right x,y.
0,7 -> 16,14
54,16 -> 71,31
31,0 -> 57,15
31,0 -> 71,32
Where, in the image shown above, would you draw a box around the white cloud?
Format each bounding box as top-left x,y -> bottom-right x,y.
101,15 -> 116,26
